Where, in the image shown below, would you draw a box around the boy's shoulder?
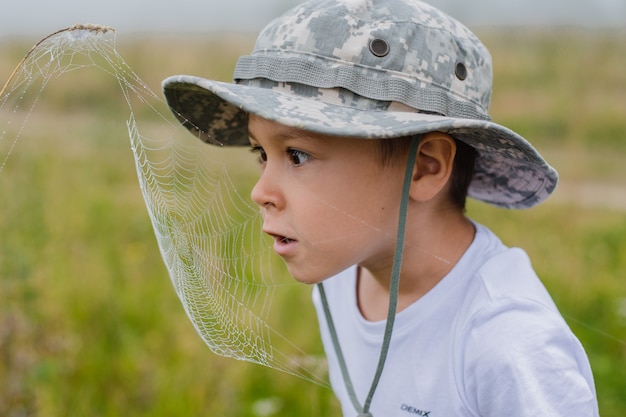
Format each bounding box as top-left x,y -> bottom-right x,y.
475,245 -> 555,306
455,225 -> 561,325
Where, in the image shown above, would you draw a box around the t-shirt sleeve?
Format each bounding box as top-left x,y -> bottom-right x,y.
459,299 -> 599,417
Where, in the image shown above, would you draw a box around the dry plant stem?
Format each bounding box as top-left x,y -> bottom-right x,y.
0,24 -> 115,98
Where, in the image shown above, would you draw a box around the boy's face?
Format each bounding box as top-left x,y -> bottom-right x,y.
248,116 -> 407,284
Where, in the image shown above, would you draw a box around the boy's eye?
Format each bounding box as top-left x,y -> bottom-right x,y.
288,149 -> 312,166
250,146 -> 267,163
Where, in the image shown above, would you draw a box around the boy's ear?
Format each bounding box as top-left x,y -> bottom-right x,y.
409,132 -> 456,202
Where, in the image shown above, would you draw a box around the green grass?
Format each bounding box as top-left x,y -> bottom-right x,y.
1,29 -> 625,416
485,28 -> 626,152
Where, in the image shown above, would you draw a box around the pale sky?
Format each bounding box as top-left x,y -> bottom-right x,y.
1,0 -> 624,39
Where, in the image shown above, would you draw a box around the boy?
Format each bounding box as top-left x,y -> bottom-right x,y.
162,0 -> 599,415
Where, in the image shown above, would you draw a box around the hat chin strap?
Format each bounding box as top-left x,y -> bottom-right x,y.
317,135 -> 421,417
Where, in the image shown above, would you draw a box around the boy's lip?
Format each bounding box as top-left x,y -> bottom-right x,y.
264,229 -> 298,256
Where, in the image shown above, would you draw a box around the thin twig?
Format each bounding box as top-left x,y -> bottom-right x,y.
0,24 -> 115,98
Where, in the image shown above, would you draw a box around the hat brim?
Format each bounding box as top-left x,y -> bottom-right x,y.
163,75 -> 557,209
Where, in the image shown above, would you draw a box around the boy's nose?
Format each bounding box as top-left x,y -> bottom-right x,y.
250,168 -> 283,210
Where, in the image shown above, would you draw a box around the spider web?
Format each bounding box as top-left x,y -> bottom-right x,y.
0,26 -> 328,386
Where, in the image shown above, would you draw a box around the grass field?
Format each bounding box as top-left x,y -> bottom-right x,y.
1,27 -> 625,416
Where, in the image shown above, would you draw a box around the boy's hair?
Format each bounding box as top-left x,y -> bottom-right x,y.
379,136 -> 477,210
449,139 -> 477,210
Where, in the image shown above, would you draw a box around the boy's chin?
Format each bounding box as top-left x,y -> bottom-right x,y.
286,267 -> 329,285
289,274 -> 326,285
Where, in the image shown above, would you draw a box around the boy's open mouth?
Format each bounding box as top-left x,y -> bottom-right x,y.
267,232 -> 298,255
263,229 -> 299,256
275,235 -> 296,244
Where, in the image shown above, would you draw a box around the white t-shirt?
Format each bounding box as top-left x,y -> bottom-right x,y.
312,223 -> 598,417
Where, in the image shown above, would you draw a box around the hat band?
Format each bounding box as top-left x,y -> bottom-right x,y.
237,78 -> 430,114
234,54 -> 491,122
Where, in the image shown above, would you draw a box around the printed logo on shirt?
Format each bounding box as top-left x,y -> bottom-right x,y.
400,404 -> 431,416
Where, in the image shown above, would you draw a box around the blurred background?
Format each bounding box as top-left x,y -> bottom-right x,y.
1,1 -> 625,416
0,0 -> 625,36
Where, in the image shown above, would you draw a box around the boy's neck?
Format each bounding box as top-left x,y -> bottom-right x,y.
357,212 -> 475,322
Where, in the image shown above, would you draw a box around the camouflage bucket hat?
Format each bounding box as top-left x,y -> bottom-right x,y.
162,0 -> 558,209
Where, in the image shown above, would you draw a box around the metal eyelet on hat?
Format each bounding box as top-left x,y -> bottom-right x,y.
369,38 -> 390,57
455,62 -> 467,80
